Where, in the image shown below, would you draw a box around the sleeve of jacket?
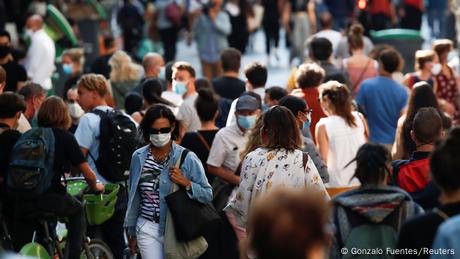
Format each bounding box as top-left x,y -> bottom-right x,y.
182,151 -> 213,203
213,12 -> 232,36
124,151 -> 141,236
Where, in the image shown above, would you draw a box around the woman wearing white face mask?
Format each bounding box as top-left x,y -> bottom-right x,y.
402,50 -> 439,90
124,104 -> 212,259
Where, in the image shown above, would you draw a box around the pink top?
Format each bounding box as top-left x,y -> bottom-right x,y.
343,58 -> 379,96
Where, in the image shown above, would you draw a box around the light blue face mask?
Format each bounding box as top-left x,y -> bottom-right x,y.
62,63 -> 73,75
303,112 -> 311,129
173,80 -> 188,96
238,114 -> 257,129
159,67 -> 166,80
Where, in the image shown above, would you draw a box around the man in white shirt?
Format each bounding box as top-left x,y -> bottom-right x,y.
309,12 -> 342,53
207,95 -> 261,185
173,61 -> 201,138
24,15 -> 55,91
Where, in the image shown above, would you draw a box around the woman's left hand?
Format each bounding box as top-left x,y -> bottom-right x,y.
169,166 -> 192,188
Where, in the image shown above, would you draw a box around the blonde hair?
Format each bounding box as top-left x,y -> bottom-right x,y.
77,73 -> 109,97
37,96 -> 72,129
62,48 -> 85,72
109,50 -> 142,83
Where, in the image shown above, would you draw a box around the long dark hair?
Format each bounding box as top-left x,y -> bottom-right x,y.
401,82 -> 440,158
142,79 -> 175,107
261,106 -> 302,152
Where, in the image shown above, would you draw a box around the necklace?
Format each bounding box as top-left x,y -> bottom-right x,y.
150,146 -> 171,163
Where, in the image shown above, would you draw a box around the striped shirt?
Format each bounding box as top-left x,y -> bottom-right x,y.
138,151 -> 168,223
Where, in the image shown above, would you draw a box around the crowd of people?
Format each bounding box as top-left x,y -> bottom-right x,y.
2,1 -> 460,259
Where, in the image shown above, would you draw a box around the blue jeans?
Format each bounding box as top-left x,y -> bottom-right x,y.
427,8 -> 445,39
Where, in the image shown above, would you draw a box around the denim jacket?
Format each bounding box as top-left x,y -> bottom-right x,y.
124,143 -> 213,236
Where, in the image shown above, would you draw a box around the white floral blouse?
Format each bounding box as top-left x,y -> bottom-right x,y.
225,147 -> 329,227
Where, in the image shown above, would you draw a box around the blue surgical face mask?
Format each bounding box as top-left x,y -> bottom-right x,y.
159,67 -> 166,80
237,114 -> 257,129
303,112 -> 311,129
62,63 -> 73,75
173,80 -> 188,96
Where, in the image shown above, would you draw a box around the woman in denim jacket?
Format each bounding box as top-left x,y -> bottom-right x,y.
124,104 -> 212,258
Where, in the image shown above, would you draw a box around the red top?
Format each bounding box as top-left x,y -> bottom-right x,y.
397,158 -> 430,193
369,0 -> 392,16
291,88 -> 327,142
434,67 -> 459,120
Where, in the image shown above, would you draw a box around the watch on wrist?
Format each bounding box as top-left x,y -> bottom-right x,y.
185,184 -> 192,192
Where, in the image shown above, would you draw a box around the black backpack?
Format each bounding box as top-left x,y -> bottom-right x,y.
90,109 -> 138,182
7,127 -> 55,195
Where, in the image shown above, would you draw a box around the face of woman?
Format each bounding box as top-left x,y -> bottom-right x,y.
149,117 -> 174,148
62,55 -> 79,75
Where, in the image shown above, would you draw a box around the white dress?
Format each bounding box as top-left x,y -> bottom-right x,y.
225,148 -> 328,227
317,111 -> 365,188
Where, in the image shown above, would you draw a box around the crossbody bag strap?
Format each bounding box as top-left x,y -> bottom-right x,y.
196,132 -> 210,151
352,59 -> 372,91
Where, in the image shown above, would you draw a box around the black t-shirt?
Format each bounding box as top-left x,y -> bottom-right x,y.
180,129 -> 219,183
212,76 -> 246,101
0,125 -> 21,199
396,202 -> 460,259
63,74 -> 82,100
50,128 -> 86,193
1,60 -> 28,93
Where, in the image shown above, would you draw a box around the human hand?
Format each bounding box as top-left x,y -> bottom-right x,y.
128,236 -> 137,255
92,183 -> 105,193
169,166 -> 192,188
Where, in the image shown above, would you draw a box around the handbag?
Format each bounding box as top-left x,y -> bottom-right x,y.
211,163 -> 241,212
164,182 -> 208,259
165,149 -> 220,241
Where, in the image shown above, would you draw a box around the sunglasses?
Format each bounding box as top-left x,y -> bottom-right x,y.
149,127 -> 172,134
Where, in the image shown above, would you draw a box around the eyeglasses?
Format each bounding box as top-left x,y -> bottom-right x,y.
299,109 -> 313,118
149,127 -> 172,134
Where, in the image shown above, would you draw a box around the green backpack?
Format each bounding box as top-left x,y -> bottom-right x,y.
343,224 -> 397,259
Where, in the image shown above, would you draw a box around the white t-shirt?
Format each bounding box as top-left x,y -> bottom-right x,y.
161,90 -> 183,107
311,30 -> 343,53
176,93 -> 201,133
317,111 -> 365,188
207,123 -> 248,172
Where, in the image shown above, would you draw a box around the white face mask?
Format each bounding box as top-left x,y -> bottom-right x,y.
431,63 -> 442,75
68,102 -> 84,119
150,133 -> 171,147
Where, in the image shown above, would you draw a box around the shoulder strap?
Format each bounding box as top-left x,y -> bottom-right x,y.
174,148 -> 190,169
302,152 -> 309,169
196,132 -> 210,151
432,208 -> 450,221
90,109 -> 109,117
352,59 -> 372,91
